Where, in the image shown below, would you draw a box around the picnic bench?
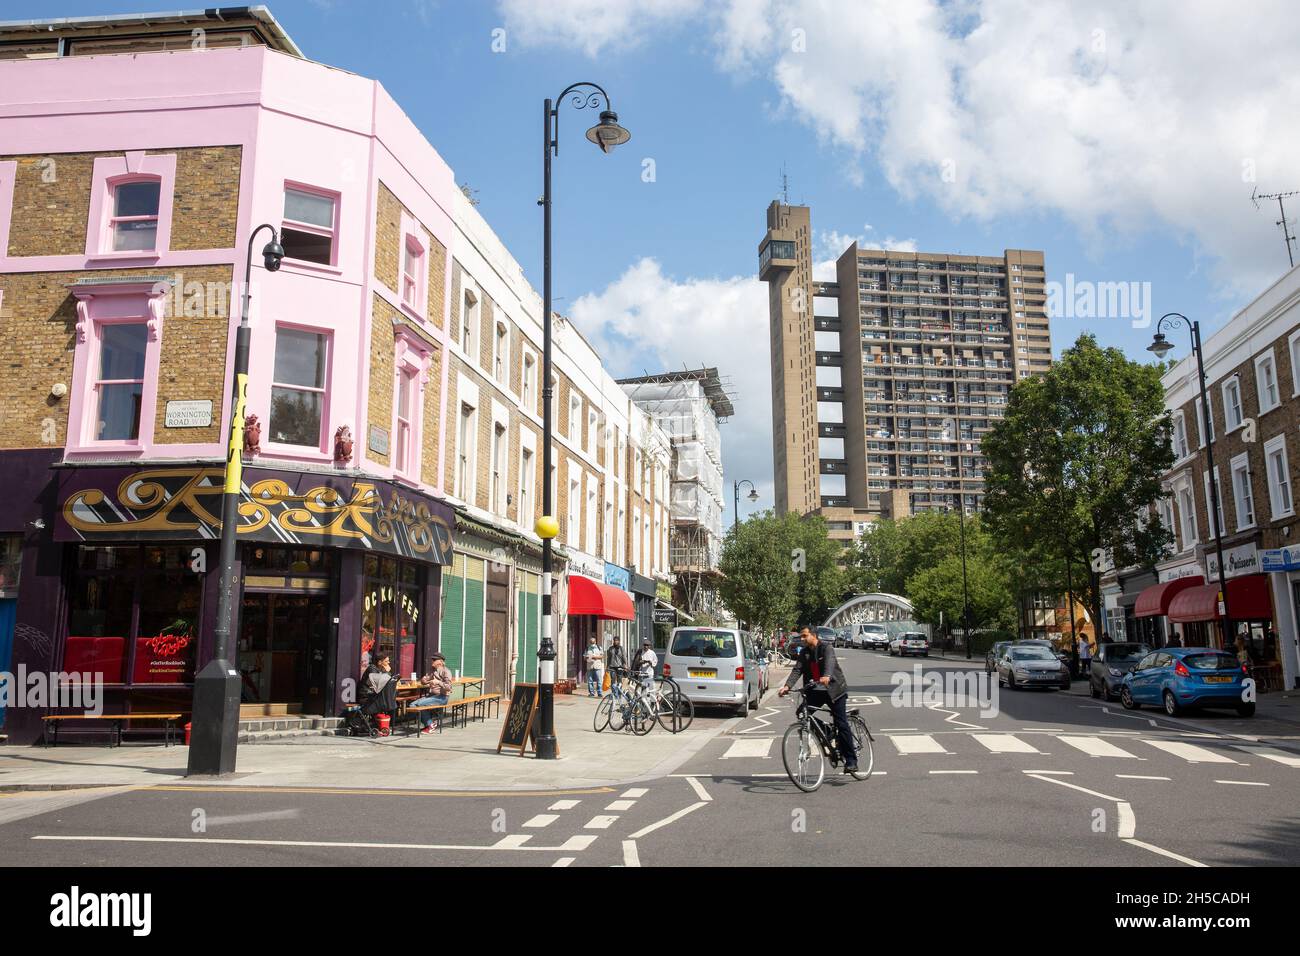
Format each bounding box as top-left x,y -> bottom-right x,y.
42,713 -> 184,748
394,677 -> 500,735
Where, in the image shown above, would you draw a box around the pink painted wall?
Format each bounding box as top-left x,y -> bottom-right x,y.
0,45 -> 458,498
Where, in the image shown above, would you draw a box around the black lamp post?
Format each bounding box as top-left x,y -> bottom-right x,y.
187,223 -> 283,776
732,479 -> 758,533
1148,313 -> 1234,650
942,417 -> 973,658
535,84 -> 629,761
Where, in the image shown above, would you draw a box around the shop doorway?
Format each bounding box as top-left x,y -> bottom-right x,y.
484,565 -> 510,697
238,592 -> 331,714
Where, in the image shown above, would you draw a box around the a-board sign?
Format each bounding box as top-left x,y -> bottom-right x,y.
498,682 -> 545,755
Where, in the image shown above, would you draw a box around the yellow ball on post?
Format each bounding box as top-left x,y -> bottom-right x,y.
535,515 -> 559,540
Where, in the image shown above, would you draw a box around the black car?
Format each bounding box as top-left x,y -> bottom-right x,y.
1089,642 -> 1152,701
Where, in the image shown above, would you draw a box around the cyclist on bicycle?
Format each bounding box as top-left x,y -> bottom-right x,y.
778,625 -> 857,773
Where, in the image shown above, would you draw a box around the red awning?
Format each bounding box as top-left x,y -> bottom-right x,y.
568,575 -> 635,620
1134,576 -> 1204,618
1167,575 -> 1273,624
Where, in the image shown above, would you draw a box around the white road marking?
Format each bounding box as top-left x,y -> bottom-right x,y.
1022,727 -> 1066,732
735,707 -> 782,734
622,840 -> 641,867
1058,735 -> 1141,759
551,857 -> 574,867
1121,838 -> 1207,867
495,834 -> 533,848
684,776 -> 712,802
584,815 -> 619,830
930,770 -> 978,775
879,728 -> 918,732
32,833 -> 594,852
605,800 -> 636,811
626,802 -> 708,840
972,734 -> 1041,754
722,738 -> 774,759
1116,802 -> 1136,839
548,800 -> 581,811
926,704 -> 985,730
1024,774 -> 1125,802
560,835 -> 599,851
1214,780 -> 1269,787
1143,740 -> 1239,764
621,788 -> 649,798
1023,770 -> 1073,775
890,734 -> 949,755
1233,745 -> 1300,768
523,814 -> 559,828
203,809 -> 302,826
1116,774 -> 1170,781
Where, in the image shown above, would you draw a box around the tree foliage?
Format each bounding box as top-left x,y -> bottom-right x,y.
719,511 -> 846,631
982,333 -> 1174,631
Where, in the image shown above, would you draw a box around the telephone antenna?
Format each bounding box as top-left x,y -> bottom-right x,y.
1251,187 -> 1300,268
781,163 -> 789,205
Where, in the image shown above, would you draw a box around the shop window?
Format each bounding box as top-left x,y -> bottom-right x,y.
281,185 -> 338,266
269,325 -> 329,448
65,545 -> 200,685
93,322 -> 148,441
360,555 -> 423,679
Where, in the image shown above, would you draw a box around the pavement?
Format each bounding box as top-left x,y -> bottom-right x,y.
0,669 -> 791,793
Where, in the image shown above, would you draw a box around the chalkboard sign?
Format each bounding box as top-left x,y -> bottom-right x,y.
498,682 -> 539,755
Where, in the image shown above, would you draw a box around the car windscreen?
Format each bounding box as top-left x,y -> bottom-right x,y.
671,630 -> 738,658
1183,653 -> 1240,671
1107,645 -> 1149,663
1009,648 -> 1056,661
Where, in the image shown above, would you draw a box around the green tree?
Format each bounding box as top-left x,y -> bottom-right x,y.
719,511 -> 846,630
983,333 -> 1174,638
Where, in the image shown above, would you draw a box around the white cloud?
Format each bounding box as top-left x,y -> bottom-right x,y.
568,258 -> 776,510
814,229 -> 917,281
499,0 -> 1300,294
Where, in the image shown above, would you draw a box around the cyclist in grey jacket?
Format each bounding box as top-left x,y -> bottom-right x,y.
779,626 -> 856,772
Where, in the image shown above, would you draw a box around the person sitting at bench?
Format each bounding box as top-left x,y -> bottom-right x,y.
412,653 -> 453,735
358,651 -> 399,726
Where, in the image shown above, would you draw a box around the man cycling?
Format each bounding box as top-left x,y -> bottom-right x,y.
778,625 -> 857,773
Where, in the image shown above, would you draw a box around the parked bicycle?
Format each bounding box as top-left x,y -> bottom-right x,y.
593,669 -> 694,735
780,685 -> 873,792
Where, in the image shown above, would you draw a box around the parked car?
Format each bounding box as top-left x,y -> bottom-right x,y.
1088,642 -> 1151,701
889,631 -> 930,657
857,623 -> 891,650
832,627 -> 851,648
997,644 -> 1071,690
1120,647 -> 1254,717
1014,639 -> 1071,666
985,641 -> 1012,674
663,626 -> 763,717
755,653 -> 770,695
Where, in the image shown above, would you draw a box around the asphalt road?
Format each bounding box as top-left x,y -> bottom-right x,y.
2,647 -> 1297,868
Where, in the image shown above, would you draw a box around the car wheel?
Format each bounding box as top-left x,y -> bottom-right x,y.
1006,672 -> 1017,691
1120,686 -> 1138,710
1236,702 -> 1256,717
1089,680 -> 1100,699
1102,684 -> 1115,702
1163,690 -> 1182,717
748,688 -> 759,711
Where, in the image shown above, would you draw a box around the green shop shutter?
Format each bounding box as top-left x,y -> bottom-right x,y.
525,579 -> 540,683
461,556 -> 485,680
439,553 -> 465,675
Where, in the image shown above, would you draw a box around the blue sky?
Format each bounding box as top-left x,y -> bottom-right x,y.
6,0 -> 1298,518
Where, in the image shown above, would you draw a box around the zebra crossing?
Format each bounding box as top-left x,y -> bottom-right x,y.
719,729 -> 1300,770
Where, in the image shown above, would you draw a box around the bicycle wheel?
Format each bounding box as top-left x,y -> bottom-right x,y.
848,715 -> 873,780
655,689 -> 695,733
608,693 -> 628,732
781,722 -> 826,792
630,697 -> 656,736
593,694 -> 613,733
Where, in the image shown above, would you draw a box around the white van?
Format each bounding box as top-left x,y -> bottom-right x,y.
856,623 -> 891,650
663,626 -> 762,717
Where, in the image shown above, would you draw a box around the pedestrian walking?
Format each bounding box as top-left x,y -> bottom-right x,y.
1077,636 -> 1092,680
584,636 -> 605,697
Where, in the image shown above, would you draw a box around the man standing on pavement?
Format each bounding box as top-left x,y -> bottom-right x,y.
778,625 -> 857,773
606,635 -> 627,686
585,636 -> 605,697
633,637 -> 658,691
1077,635 -> 1092,680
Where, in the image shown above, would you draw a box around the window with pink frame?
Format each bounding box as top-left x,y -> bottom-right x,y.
93,321 -> 149,441
108,179 -> 162,252
402,236 -> 425,312
269,326 -> 330,448
394,367 -> 418,474
281,185 -> 338,266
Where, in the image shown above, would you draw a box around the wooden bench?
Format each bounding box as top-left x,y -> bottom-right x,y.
402,701 -> 458,735
457,693 -> 501,724
42,713 -> 184,748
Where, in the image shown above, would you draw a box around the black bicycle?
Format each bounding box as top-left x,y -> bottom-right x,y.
780,685 -> 874,792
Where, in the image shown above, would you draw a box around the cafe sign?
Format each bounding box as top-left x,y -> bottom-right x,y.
1206,543 -> 1260,581
57,465 -> 454,565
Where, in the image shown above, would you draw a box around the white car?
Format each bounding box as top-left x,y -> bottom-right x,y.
888,631 -> 930,657
857,623 -> 891,650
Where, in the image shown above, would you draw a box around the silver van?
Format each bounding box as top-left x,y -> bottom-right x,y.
663,626 -> 762,717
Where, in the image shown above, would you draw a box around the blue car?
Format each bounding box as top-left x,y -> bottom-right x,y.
1119,647 -> 1254,718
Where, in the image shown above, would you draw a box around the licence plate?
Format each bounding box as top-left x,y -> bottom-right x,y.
688,669 -> 716,678
1204,675 -> 1232,684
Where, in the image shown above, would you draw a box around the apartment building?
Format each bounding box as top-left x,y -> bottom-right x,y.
1120,265 -> 1300,692
0,7 -> 675,741
759,201 -> 1051,551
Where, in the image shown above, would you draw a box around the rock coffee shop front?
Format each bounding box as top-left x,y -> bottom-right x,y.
0,452 -> 454,745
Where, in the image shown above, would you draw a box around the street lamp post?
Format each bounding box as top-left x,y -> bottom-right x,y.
942,417 -> 973,659
536,84 -> 630,761
187,223 -> 283,777
733,479 -> 758,533
1148,313 -> 1234,649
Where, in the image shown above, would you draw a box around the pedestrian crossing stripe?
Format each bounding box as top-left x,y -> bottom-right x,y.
891,735 -> 949,755
1058,735 -> 1142,759
971,734 -> 1041,754
1142,740 -> 1239,764
722,738 -> 774,759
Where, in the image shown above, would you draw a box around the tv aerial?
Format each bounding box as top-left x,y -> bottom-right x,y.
1251,187 -> 1300,268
